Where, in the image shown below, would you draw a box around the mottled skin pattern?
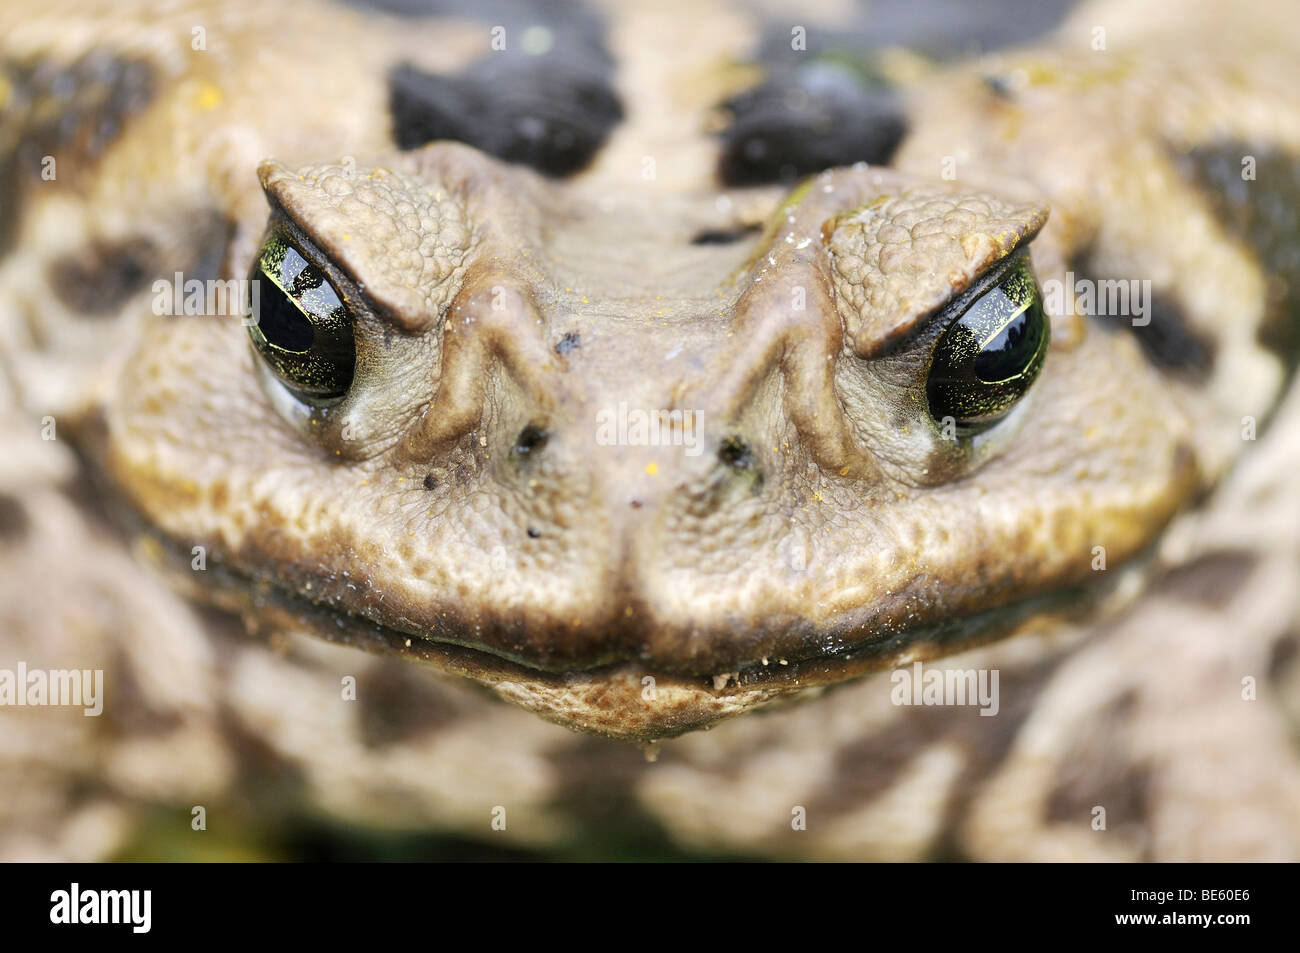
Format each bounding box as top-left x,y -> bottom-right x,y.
0,0 -> 1298,859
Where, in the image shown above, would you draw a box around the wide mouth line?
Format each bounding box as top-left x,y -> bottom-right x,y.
106,469 -> 1149,691
166,529 -> 1121,687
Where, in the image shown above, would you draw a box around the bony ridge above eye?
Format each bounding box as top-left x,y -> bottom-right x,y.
247,231 -> 356,404
925,253 -> 1048,435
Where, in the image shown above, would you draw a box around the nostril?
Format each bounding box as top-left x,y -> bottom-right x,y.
512,424 -> 549,457
718,435 -> 755,469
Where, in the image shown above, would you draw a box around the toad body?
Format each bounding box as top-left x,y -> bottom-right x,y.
3,2 -> 1300,863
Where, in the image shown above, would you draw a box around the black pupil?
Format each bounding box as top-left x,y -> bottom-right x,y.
972,303 -> 1043,382
255,279 -> 314,352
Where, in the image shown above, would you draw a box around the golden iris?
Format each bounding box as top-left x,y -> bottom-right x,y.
247,232 -> 355,403
926,255 -> 1048,434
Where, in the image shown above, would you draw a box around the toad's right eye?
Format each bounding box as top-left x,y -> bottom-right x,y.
924,252 -> 1049,435
247,233 -> 355,404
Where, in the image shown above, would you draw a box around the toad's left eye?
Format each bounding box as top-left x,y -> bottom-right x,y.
925,254 -> 1049,434
247,233 -> 355,404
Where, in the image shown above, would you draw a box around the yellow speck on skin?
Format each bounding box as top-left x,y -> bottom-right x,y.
342,234 -> 351,241
360,479 -> 368,486
645,462 -> 659,475
195,82 -> 223,110
839,465 -> 850,476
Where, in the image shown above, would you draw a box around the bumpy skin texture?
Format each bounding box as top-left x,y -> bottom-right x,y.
261,161 -> 478,328
1,0 -> 1298,859
826,189 -> 1048,356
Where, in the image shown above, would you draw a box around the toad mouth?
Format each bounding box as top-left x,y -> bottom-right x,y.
129,509 -> 1136,740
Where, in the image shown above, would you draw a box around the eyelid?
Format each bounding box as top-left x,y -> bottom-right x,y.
937,249 -> 1033,328
872,248 -> 1036,360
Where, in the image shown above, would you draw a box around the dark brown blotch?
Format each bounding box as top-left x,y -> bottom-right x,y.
1130,291 -> 1216,377
1043,691 -> 1152,844
1172,140 -> 1300,371
0,52 -> 156,257
47,238 -> 155,316
803,660 -> 1056,859
387,53 -> 622,177
375,0 -> 622,178
718,69 -> 906,187
1268,632 -> 1298,684
690,226 -> 759,246
357,661 -> 460,748
1069,247 -> 1216,380
0,494 -> 30,543
1155,549 -> 1259,610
